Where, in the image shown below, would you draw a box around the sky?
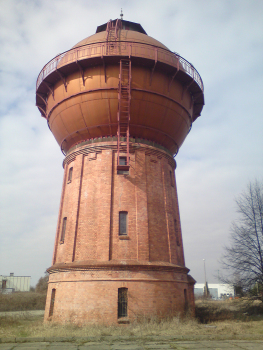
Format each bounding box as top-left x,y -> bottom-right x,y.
0,0 -> 262,287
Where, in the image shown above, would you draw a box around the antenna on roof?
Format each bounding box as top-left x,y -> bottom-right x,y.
120,8 -> 123,20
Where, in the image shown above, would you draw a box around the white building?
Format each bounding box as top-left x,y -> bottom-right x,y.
0,273 -> 31,293
194,283 -> 235,299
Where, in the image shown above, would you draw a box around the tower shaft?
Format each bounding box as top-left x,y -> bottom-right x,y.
45,140 -> 194,323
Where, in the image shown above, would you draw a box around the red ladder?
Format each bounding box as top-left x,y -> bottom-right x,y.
117,59 -> 131,171
106,19 -> 121,54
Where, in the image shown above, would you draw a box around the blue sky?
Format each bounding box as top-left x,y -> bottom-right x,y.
0,0 -> 263,286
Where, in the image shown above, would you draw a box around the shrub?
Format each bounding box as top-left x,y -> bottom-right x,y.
35,274 -> 49,294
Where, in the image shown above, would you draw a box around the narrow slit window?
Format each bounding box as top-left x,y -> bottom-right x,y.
49,288 -> 56,317
174,219 -> 181,246
118,288 -> 128,318
60,217 -> 67,242
170,170 -> 174,187
68,167 -> 73,182
119,211 -> 128,236
184,288 -> 188,313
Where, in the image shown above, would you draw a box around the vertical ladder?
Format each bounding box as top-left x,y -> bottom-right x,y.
117,59 -> 131,171
106,19 -> 121,55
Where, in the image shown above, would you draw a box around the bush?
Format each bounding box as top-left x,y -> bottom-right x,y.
35,274 -> 49,294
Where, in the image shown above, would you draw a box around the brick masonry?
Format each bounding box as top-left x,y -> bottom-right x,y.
45,139 -> 195,324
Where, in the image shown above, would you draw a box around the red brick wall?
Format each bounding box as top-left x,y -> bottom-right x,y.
45,140 -> 195,324
52,141 -> 184,265
45,268 -> 193,324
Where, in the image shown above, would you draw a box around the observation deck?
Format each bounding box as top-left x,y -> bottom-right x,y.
36,41 -> 204,118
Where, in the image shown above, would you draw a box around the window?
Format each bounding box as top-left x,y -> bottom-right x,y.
118,288 -> 128,318
170,170 -> 174,187
184,289 -> 188,313
174,219 -> 181,246
119,156 -> 127,166
117,156 -> 129,174
68,167 -> 73,183
119,212 -> 128,236
60,217 -> 67,242
49,288 -> 56,317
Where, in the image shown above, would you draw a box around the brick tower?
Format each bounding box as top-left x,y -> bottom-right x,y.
36,19 -> 204,324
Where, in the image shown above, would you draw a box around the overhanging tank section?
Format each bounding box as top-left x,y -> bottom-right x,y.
36,19 -> 204,159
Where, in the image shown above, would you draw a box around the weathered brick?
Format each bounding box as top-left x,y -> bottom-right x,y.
44,141 -> 195,324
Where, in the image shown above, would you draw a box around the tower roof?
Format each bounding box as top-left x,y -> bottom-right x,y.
96,19 -> 147,35
72,20 -> 167,50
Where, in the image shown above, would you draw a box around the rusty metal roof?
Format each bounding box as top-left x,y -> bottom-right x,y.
96,19 -> 147,35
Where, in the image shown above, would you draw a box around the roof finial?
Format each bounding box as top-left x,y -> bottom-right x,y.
120,8 -> 123,20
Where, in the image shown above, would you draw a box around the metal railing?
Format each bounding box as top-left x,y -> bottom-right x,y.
36,41 -> 204,92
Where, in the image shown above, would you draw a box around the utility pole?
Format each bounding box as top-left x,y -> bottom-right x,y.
203,259 -> 208,297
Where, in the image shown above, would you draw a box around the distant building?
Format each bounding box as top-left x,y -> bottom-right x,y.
194,283 -> 235,299
0,273 -> 31,293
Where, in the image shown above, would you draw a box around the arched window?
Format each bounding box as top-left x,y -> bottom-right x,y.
60,217 -> 67,243
68,167 -> 73,183
118,288 -> 128,318
49,288 -> 56,316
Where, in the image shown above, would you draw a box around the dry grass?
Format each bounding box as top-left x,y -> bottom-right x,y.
1,298 -> 263,340
0,292 -> 46,312
195,298 -> 263,323
1,313 -> 263,340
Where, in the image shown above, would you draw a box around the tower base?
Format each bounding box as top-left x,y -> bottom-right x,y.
45,261 -> 195,324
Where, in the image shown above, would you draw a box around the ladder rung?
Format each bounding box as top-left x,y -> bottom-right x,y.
118,59 -> 131,173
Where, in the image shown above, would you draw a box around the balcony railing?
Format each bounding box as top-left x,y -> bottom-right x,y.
36,41 -> 204,92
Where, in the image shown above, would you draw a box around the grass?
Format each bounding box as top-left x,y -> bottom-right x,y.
0,292 -> 46,312
195,298 -> 263,323
1,312 -> 263,340
1,295 -> 263,340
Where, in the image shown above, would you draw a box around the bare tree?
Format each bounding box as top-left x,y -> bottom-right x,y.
35,273 -> 49,293
220,180 -> 263,292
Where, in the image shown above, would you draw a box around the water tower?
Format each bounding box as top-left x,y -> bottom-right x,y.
36,18 -> 204,324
